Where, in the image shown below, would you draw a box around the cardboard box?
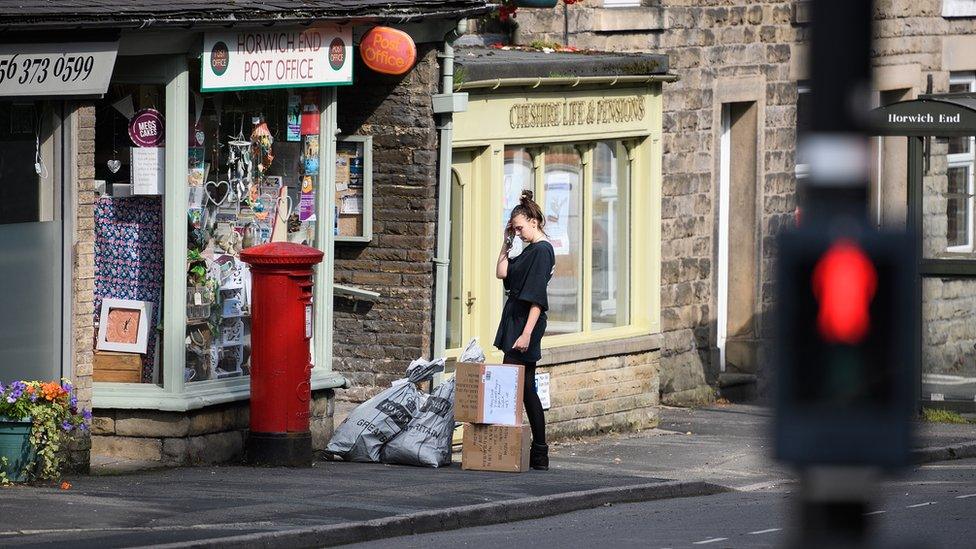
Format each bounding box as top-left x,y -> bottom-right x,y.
93,350 -> 142,383
454,362 -> 524,426
461,424 -> 531,472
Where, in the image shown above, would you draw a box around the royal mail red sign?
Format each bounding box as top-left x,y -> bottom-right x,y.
360,27 -> 417,76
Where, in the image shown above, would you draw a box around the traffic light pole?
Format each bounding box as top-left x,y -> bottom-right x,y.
793,1 -> 878,547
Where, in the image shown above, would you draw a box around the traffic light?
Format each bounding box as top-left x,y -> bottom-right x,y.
775,229 -> 916,467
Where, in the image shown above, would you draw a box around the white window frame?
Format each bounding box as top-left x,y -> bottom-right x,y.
946,72 -> 976,253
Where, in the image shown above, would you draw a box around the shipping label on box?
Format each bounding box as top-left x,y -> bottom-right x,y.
454,363 -> 524,425
461,423 -> 530,472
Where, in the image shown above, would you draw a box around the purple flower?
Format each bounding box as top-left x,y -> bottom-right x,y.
29,392 -> 38,402
82,410 -> 92,421
0,381 -> 6,394
61,420 -> 73,432
70,395 -> 78,408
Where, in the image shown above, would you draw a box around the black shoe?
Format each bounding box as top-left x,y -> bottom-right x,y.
530,442 -> 549,470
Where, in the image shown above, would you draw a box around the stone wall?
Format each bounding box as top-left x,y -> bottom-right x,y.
514,2 -> 800,403
922,278 -> 976,378
69,102 -> 97,470
542,349 -> 660,438
332,45 -> 442,402
872,1 -> 976,386
91,390 -> 334,465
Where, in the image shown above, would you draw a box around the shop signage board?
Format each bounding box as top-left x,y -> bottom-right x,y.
0,42 -> 118,97
454,88 -> 653,146
202,26 -> 353,92
129,108 -> 165,148
360,27 -> 417,76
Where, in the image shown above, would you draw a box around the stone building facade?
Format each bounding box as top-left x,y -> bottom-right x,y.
513,1 -> 802,403
511,0 -> 976,404
332,46 -> 443,401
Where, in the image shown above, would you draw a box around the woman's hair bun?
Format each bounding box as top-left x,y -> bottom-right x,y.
520,190 -> 534,203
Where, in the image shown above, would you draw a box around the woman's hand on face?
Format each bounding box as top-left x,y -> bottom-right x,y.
513,333 -> 531,352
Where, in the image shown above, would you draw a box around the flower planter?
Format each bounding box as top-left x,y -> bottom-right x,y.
0,416 -> 34,482
515,0 -> 558,7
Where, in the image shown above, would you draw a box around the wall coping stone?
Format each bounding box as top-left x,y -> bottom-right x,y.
539,334 -> 661,367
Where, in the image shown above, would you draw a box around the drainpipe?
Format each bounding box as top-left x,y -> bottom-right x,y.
431,20 -> 468,368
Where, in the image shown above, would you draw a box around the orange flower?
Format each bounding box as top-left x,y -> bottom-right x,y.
60,481 -> 72,490
41,382 -> 66,402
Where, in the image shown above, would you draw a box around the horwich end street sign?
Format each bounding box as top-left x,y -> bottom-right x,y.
202,26 -> 353,92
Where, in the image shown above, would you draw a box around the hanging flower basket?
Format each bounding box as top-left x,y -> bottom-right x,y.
0,416 -> 35,483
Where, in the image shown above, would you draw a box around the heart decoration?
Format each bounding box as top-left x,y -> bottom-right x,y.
107,159 -> 122,174
205,180 -> 229,206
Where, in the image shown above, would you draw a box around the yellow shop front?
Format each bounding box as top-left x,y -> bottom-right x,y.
445,48 -> 673,436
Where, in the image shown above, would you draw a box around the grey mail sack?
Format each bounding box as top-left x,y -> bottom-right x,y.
381,377 -> 456,468
326,358 -> 443,462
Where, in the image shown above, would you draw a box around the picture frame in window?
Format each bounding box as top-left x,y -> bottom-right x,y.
96,298 -> 154,354
334,135 -> 373,243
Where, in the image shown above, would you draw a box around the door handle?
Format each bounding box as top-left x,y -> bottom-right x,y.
466,291 -> 476,313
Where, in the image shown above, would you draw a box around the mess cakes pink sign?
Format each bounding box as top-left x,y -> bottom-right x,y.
128,108 -> 165,147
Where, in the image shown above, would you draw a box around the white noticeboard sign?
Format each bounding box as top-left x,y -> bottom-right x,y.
202,26 -> 353,92
535,372 -> 551,410
131,147 -> 165,195
0,42 -> 118,97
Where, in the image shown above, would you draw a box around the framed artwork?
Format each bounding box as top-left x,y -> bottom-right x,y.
96,299 -> 154,354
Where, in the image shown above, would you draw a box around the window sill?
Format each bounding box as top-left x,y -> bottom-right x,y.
538,331 -> 661,366
93,369 -> 346,411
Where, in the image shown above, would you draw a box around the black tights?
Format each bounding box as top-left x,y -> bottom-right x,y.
504,353 -> 546,446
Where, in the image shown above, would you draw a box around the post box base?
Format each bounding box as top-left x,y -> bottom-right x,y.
245,432 -> 313,467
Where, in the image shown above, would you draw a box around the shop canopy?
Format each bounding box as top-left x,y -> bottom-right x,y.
0,0 -> 492,30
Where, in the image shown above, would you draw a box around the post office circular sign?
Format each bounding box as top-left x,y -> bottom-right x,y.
129,108 -> 165,147
360,27 -> 417,76
202,26 -> 353,91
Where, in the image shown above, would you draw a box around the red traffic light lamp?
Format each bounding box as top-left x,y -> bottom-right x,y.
811,239 -> 878,345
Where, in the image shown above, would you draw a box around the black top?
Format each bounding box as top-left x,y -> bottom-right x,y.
494,240 -> 555,363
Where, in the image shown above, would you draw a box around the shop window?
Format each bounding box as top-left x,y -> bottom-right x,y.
181,59 -> 323,383
497,142 -> 633,338
504,146 -> 535,223
591,141 -> 630,330
946,72 -> 975,252
0,101 -> 55,225
92,84 -> 167,384
544,144 -> 583,335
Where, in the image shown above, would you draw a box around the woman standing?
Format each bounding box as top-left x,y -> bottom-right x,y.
494,190 -> 555,471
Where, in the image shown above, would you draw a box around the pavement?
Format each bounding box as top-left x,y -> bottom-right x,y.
0,404 -> 973,548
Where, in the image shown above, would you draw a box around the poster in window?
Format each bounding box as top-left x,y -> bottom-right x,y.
545,175 -> 572,256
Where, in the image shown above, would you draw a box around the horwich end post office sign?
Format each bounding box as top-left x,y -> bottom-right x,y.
202,26 -> 353,92
0,42 -> 117,97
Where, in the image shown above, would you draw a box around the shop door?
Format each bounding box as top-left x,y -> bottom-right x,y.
0,101 -> 62,382
446,150 -> 475,352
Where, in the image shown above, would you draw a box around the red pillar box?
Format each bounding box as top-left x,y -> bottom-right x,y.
240,242 -> 324,466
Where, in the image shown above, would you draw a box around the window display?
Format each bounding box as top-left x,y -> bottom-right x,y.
182,61 -> 323,383
334,135 -> 372,242
93,84 -> 166,384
